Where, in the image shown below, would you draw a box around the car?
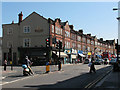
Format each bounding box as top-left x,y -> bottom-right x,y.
94,59 -> 103,65
83,59 -> 89,64
109,58 -> 117,65
103,58 -> 109,65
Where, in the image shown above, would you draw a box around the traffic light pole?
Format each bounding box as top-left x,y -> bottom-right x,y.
117,39 -> 119,62
59,40 -> 60,61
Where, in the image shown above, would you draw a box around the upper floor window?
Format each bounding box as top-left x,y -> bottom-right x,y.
95,41 -> 97,46
65,41 -> 70,48
72,34 -> 76,40
55,26 -> 62,35
61,29 -> 62,35
77,36 -> 81,42
88,47 -> 90,51
87,39 -> 90,44
82,37 -> 86,43
65,31 -> 70,38
91,41 -> 94,45
78,44 -> 81,50
23,38 -> 31,47
72,42 -> 76,49
52,25 -> 54,33
7,41 -> 13,48
98,42 -> 100,46
7,28 -> 13,35
24,26 -> 30,33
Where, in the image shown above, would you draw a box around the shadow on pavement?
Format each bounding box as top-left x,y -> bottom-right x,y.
23,66 -> 112,88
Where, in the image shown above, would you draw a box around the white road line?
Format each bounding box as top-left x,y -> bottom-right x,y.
2,74 -> 39,85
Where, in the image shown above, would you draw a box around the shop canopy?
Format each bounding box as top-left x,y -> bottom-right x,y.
56,52 -> 68,58
78,53 -> 85,57
71,54 -> 77,59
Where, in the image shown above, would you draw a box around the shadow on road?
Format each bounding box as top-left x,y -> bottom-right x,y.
8,75 -> 25,78
23,66 -> 112,88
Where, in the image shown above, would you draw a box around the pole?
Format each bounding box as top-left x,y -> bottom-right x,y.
11,45 -> 13,70
117,39 -> 119,62
59,40 -> 60,61
58,40 -> 61,71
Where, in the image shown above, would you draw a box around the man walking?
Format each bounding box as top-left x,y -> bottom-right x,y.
89,60 -> 96,73
25,56 -> 34,75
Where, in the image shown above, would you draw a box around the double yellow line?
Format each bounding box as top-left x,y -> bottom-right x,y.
84,67 -> 113,88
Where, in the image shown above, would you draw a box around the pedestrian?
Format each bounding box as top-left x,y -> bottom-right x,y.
4,59 -> 7,71
25,56 -> 34,75
89,60 -> 96,73
58,60 -> 61,71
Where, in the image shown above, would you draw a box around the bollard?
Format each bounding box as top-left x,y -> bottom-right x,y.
10,61 -> 13,71
58,60 -> 61,71
46,62 -> 49,73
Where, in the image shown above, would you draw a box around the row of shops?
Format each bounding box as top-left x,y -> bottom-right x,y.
15,47 -> 116,66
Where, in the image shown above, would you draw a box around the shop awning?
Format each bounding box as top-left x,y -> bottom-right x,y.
71,54 -> 77,59
56,52 -> 68,58
78,53 -> 85,57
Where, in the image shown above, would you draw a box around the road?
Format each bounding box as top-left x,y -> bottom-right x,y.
2,64 -> 112,89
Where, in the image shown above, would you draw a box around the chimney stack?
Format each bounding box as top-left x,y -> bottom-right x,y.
87,34 -> 91,36
79,29 -> 83,34
18,12 -> 23,24
100,38 -> 103,41
69,25 -> 74,30
12,21 -> 14,24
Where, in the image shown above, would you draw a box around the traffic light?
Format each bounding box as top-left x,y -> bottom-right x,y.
59,41 -> 62,49
56,41 -> 59,49
46,38 -> 50,47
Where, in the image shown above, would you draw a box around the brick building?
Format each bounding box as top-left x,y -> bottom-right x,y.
2,11 -> 116,65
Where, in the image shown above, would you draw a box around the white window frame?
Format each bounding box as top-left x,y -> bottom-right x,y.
52,25 -> 54,33
23,38 -> 31,47
7,41 -> 13,48
7,27 -> 13,35
23,26 -> 31,33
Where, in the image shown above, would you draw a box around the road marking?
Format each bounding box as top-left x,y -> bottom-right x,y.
95,71 -> 111,88
2,74 -> 39,85
2,70 -> 64,85
84,67 -> 112,88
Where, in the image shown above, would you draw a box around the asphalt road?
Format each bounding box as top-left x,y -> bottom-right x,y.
2,64 -> 112,89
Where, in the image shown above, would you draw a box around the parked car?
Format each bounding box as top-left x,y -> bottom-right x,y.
94,59 -> 103,65
109,58 -> 117,65
103,58 -> 109,65
83,59 -> 89,64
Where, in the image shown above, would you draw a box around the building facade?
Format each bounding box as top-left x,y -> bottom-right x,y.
0,37 -> 2,65
2,11 -> 116,65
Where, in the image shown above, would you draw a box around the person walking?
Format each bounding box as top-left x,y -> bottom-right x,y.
25,56 -> 34,75
89,60 -> 96,73
4,59 -> 7,71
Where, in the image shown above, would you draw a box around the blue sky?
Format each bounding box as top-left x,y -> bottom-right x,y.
1,2 -> 118,40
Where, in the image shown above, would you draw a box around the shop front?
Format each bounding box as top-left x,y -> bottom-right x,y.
71,49 -> 77,63
78,50 -> 85,63
64,48 -> 72,64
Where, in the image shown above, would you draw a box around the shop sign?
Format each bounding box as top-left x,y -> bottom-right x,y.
64,49 -> 71,54
88,52 -> 91,55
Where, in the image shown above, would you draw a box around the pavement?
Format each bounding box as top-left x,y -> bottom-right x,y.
1,63 -> 74,78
